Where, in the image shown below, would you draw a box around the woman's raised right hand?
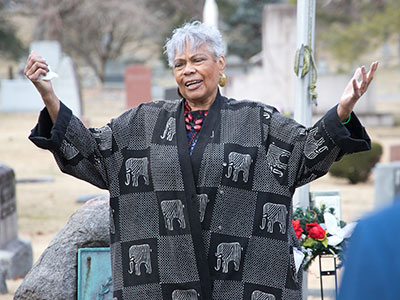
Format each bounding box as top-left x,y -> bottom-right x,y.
24,50 -> 60,123
24,50 -> 55,100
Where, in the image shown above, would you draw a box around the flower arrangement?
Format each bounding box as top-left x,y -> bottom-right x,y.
292,205 -> 356,271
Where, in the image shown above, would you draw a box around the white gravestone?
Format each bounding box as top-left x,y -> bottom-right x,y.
0,163 -> 33,293
0,40 -> 82,116
310,190 -> 342,220
374,162 -> 400,209
224,4 -> 297,112
223,3 -> 384,127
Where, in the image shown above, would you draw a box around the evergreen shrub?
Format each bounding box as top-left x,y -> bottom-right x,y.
329,141 -> 383,184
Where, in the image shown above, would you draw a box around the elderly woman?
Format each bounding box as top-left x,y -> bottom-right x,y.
25,21 -> 377,300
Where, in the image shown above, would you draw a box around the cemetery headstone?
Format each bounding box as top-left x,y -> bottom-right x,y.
390,144 -> 400,162
224,4 -> 297,110
0,163 -> 33,294
374,162 -> 400,209
124,65 -> 152,108
0,40 -> 82,116
310,190 -> 342,220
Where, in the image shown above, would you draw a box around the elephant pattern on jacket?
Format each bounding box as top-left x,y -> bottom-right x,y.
124,157 -> 150,187
304,127 -> 328,159
160,117 -> 176,141
171,289 -> 199,300
223,152 -> 253,183
128,244 -> 152,276
266,143 -> 291,178
215,242 -> 243,273
91,125 -> 113,151
195,194 -> 209,223
160,200 -> 186,231
251,290 -> 276,300
60,140 -> 79,160
260,203 -> 288,234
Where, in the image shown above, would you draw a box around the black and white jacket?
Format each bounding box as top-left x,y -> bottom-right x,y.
30,91 -> 370,300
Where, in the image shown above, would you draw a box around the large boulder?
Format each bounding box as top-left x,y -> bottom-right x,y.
14,198 -> 110,300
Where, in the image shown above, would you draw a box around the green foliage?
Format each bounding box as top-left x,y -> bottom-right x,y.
329,141 -> 383,184
293,205 -> 335,227
219,0 -> 281,61
0,4 -> 25,60
293,205 -> 346,271
317,0 -> 400,68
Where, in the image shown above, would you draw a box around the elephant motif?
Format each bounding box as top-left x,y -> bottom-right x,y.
223,152 -> 253,183
266,143 -> 291,178
160,117 -> 176,141
260,203 -> 288,234
128,244 -> 152,276
160,200 -> 186,231
60,140 -> 79,160
171,289 -> 199,300
195,194 -> 209,222
110,208 -> 115,234
304,127 -> 328,159
91,125 -> 113,151
251,290 -> 276,300
124,157 -> 150,187
215,242 -> 243,273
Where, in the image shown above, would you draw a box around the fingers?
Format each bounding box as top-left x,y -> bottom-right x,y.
352,79 -> 361,99
352,67 -> 362,81
24,50 -> 49,82
358,66 -> 367,91
366,61 -> 378,82
363,61 -> 379,91
352,61 -> 379,98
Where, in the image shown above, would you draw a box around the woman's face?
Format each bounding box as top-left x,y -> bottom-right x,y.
173,43 -> 225,106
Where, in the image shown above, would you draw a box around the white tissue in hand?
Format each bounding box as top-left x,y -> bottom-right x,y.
41,65 -> 58,81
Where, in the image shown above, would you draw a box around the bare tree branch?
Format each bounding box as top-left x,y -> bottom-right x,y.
19,0 -> 161,84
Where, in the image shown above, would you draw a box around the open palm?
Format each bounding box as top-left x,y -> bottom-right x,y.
337,61 -> 379,122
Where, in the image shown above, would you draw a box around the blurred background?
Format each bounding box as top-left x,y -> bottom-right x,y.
0,0 -> 399,299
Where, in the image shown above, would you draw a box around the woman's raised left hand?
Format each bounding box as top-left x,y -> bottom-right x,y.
337,61 -> 379,123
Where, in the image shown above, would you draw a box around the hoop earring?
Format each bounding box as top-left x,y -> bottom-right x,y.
219,73 -> 227,87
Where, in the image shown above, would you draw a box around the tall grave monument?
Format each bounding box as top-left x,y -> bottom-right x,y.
0,163 -> 33,293
0,41 -> 82,116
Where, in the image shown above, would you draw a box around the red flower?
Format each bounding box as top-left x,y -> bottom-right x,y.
306,222 -> 326,240
292,219 -> 303,239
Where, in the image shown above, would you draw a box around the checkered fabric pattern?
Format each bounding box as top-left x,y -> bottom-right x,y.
29,92 -> 370,300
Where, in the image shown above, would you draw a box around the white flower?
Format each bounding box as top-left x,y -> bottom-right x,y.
324,212 -> 357,246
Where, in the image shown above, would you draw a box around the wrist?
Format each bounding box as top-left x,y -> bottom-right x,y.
42,92 -> 58,105
337,105 -> 351,123
341,114 -> 351,125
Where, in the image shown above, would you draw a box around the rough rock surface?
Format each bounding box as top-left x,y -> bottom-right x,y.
14,198 -> 110,300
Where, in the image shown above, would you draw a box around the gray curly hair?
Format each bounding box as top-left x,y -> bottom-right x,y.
164,21 -> 225,68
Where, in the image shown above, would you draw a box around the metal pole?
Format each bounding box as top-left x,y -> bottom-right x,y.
319,255 -> 324,300
293,0 -> 316,211
294,2 -> 316,300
